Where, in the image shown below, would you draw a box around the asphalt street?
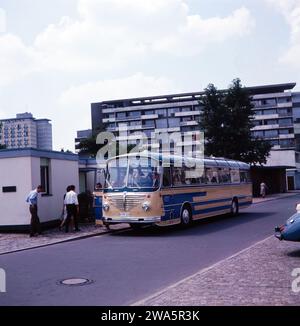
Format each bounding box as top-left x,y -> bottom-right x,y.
0,195 -> 299,306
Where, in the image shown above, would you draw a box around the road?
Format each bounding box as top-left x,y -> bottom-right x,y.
0,195 -> 299,306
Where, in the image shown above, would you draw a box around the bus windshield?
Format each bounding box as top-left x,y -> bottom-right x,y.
105,156 -> 161,190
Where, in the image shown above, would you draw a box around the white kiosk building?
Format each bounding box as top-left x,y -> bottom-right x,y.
0,148 -> 79,230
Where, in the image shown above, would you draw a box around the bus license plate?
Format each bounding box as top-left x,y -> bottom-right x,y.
120,212 -> 129,217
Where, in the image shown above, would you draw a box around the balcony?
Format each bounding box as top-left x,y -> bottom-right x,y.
279,134 -> 295,139
253,114 -> 278,120
141,114 -> 158,120
251,124 -> 279,131
175,111 -> 201,117
180,121 -> 198,127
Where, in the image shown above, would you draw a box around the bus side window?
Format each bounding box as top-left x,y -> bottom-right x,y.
206,167 -> 219,184
219,168 -> 230,184
172,167 -> 184,186
184,166 -> 203,185
240,170 -> 250,183
230,169 -> 240,183
163,167 -> 172,187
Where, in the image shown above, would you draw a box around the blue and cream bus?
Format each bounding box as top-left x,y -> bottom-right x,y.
102,152 -> 252,228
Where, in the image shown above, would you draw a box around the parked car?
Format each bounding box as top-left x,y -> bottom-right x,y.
275,209 -> 300,242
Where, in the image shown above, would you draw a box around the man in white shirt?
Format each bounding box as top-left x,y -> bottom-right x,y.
26,185 -> 43,237
64,185 -> 80,233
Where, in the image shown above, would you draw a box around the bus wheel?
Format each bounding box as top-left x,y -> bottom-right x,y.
230,199 -> 239,216
181,206 -> 192,226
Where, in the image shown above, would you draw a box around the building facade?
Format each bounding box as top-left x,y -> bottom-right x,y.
0,112 -> 52,150
89,82 -> 300,191
0,148 -> 78,230
75,129 -> 92,152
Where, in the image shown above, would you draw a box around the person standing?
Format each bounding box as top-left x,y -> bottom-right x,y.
59,186 -> 71,230
64,185 -> 80,233
26,185 -> 43,237
260,181 -> 268,198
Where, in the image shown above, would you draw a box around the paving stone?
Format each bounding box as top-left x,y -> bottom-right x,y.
0,222 -> 128,254
136,237 -> 300,306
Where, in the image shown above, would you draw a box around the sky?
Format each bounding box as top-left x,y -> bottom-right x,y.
0,0 -> 300,151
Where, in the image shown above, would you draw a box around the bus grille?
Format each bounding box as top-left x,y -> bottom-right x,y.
108,194 -> 145,212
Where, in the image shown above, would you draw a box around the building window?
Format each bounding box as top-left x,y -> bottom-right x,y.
264,130 -> 278,138
168,118 -> 180,128
265,119 -> 277,125
278,108 -> 291,116
279,118 -> 293,127
40,158 -> 51,195
263,109 -> 277,115
116,112 -> 126,119
143,120 -> 155,127
252,131 -> 264,138
269,140 -> 279,147
280,139 -> 295,148
156,119 -> 167,129
128,111 -> 141,118
156,109 -> 167,117
277,97 -> 291,104
279,129 -> 290,135
129,121 -> 141,126
252,120 -> 261,126
168,108 -> 180,116
145,110 -> 154,115
181,107 -> 191,112
261,99 -> 277,106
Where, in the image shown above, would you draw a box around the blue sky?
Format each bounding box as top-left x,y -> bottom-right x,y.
0,0 -> 299,151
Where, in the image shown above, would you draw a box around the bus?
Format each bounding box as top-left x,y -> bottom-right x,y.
102,151 -> 252,228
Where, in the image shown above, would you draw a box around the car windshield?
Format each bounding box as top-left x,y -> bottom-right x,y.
105,156 -> 161,190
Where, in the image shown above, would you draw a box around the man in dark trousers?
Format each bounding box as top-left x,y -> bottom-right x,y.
26,185 -> 43,237
64,185 -> 80,233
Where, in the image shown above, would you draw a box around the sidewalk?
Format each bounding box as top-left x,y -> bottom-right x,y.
253,190 -> 300,204
134,236 -> 300,306
0,222 -> 129,255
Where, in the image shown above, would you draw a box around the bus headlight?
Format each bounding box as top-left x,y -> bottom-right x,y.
103,202 -> 110,211
142,201 -> 151,212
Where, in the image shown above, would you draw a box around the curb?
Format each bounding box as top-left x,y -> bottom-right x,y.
252,192 -> 300,205
0,225 -> 131,256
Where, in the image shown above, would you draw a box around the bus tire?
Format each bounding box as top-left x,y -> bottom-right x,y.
230,198 -> 239,216
181,205 -> 192,227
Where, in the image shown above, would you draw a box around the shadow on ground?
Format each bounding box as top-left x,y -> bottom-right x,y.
110,211 -> 275,238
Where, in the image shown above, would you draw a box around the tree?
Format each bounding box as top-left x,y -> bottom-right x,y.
77,132 -> 137,158
199,79 -> 271,165
0,144 -> 6,150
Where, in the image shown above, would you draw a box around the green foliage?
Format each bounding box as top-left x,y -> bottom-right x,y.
77,133 -> 137,158
199,79 -> 271,165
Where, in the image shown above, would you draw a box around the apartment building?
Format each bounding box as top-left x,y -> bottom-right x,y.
87,82 -> 300,189
0,112 -> 52,150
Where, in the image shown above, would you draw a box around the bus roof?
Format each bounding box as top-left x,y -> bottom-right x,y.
107,151 -> 250,170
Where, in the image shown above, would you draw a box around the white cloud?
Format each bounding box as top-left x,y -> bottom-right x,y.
0,8 -> 6,33
266,0 -> 300,68
0,34 -> 37,86
55,73 -> 178,150
0,0 -> 255,85
153,7 -> 255,55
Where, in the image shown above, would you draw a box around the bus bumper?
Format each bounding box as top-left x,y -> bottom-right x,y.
104,216 -> 161,224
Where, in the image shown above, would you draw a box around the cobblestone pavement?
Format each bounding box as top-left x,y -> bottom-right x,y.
0,222 -> 129,255
134,237 -> 300,306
